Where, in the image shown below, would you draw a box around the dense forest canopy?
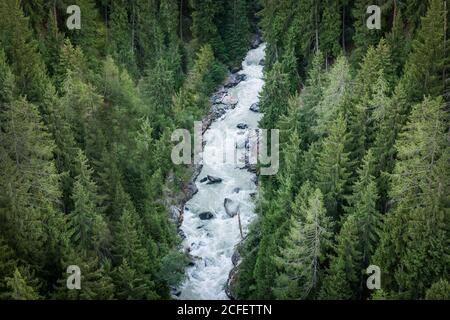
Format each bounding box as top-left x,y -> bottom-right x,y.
0,0 -> 448,300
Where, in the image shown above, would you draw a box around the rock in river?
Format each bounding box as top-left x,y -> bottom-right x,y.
249,103 -> 260,112
206,175 -> 223,184
224,198 -> 239,218
236,123 -> 248,130
199,211 -> 214,220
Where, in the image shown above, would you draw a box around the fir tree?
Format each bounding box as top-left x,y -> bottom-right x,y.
374,96 -> 449,298
315,115 -> 352,219
274,188 -> 332,299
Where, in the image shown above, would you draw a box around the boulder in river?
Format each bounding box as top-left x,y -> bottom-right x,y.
236,123 -> 248,130
199,177 -> 208,183
206,175 -> 223,184
249,102 -> 260,113
224,73 -> 246,88
170,286 -> 182,297
250,33 -> 263,49
232,187 -> 240,194
199,211 -> 214,220
222,94 -> 238,107
258,58 -> 265,66
170,205 -> 183,226
224,198 -> 240,218
231,66 -> 242,74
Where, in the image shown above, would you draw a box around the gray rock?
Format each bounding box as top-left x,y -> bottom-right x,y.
224,198 -> 240,218
237,123 -> 248,130
249,102 -> 260,112
222,94 -> 238,107
199,177 -> 208,183
224,73 -> 247,88
250,33 -> 263,49
206,175 -> 223,184
170,205 -> 182,224
170,286 -> 181,297
199,211 -> 214,220
259,58 -> 265,66
232,187 -> 240,194
231,66 -> 242,74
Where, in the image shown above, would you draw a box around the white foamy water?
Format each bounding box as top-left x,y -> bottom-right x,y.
178,44 -> 266,300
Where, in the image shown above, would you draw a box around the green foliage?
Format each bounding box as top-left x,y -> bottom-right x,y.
425,279 -> 450,300
315,115 -> 351,219
274,188 -> 332,299
0,0 -> 448,301
374,97 -> 449,299
5,269 -> 40,300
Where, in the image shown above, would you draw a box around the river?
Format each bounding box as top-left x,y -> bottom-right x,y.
178,43 -> 266,300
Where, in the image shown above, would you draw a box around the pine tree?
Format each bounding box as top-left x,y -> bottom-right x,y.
66,0 -> 106,67
315,115 -> 351,219
313,56 -> 351,137
320,0 -> 342,65
374,96 -> 449,298
400,0 -> 449,104
260,59 -> 295,129
112,209 -> 159,299
425,279 -> 450,300
345,150 -> 381,267
0,96 -> 61,271
351,0 -> 383,65
221,0 -> 251,66
54,246 -> 115,300
0,238 -> 18,296
0,0 -> 49,104
190,0 -> 226,61
110,0 -> 138,77
274,188 -> 332,299
319,215 -> 361,300
4,269 -> 40,300
68,150 -> 110,257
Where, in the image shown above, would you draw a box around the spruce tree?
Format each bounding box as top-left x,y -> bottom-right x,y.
68,150 -> 110,257
374,96 -> 449,298
313,56 -> 351,137
274,188 -> 332,299
314,115 -> 352,219
5,269 -> 40,300
319,215 -> 361,300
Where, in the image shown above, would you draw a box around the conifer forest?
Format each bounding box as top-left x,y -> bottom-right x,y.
0,0 -> 448,302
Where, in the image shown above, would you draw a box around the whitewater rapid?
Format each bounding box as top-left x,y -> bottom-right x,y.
178,43 -> 266,300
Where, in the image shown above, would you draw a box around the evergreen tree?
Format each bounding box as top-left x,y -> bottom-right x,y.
400,0 -> 449,104
319,215 -> 361,300
68,150 -> 110,257
190,0 -> 226,61
425,279 -> 450,300
0,96 -> 61,271
315,115 -> 352,219
112,209 -> 159,299
4,269 -> 40,300
313,56 -> 351,137
0,0 -> 49,104
274,188 -> 332,299
351,0 -> 383,65
374,97 -> 449,298
320,0 -> 342,65
345,150 -> 381,267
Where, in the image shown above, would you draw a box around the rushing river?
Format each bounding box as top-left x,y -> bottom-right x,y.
178,43 -> 266,299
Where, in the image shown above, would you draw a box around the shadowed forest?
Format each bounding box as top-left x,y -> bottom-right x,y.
0,0 -> 448,300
